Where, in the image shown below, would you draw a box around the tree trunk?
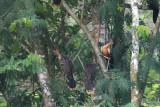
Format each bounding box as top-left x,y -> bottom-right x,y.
60,9 -> 66,43
34,35 -> 55,107
130,0 -> 139,106
91,3 -> 99,43
61,0 -> 107,73
38,71 -> 55,107
91,4 -> 106,44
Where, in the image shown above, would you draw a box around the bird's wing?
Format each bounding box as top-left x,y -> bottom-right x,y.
60,55 -> 74,75
84,64 -> 93,80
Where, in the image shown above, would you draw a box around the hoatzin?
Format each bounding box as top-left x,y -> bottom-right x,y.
83,58 -> 96,95
55,49 -> 76,91
53,0 -> 61,8
100,39 -> 114,70
147,0 -> 159,23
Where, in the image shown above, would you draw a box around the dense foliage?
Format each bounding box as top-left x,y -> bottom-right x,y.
0,0 -> 160,106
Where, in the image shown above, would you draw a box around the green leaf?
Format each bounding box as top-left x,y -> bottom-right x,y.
39,64 -> 47,72
36,64 -> 41,74
117,78 -> 130,94
9,21 -> 17,32
28,54 -> 45,63
138,25 -> 152,40
124,102 -> 137,107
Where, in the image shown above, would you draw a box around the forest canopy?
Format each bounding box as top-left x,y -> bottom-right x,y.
0,0 -> 160,107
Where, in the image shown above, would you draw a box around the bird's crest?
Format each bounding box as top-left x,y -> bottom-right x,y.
55,48 -> 60,54
55,49 -> 61,59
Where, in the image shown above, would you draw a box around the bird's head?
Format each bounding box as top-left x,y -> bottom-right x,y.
54,48 -> 60,55
54,48 -> 61,59
109,38 -> 114,44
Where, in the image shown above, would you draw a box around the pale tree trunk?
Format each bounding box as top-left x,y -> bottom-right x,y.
37,71 -> 55,107
61,0 -> 107,72
34,35 -> 55,107
13,32 -> 55,106
91,3 -> 99,44
91,3 -> 106,44
130,0 -> 139,106
21,37 -> 55,107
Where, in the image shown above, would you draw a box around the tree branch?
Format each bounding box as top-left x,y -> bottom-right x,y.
0,6 -> 13,18
61,0 -> 107,73
124,3 -> 151,10
78,56 -> 85,70
21,40 -> 34,53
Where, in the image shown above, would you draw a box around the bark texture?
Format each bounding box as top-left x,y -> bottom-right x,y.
61,0 -> 107,72
38,71 -> 55,107
21,35 -> 55,106
130,0 -> 139,106
91,2 -> 106,44
34,35 -> 55,107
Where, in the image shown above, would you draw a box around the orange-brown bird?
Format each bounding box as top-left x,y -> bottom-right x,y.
101,38 -> 114,70
55,49 -> 76,91
53,0 -> 61,8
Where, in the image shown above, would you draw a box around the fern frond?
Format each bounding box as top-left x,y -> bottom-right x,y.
116,78 -> 130,94
28,54 -> 45,64
108,80 -> 118,97
95,78 -> 110,94
138,25 -> 152,40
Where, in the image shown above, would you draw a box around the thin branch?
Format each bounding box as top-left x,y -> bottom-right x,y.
62,0 -> 107,72
0,6 -> 13,18
106,58 -> 110,71
96,22 -> 101,44
21,40 -> 34,53
124,3 -> 151,10
73,40 -> 89,62
78,56 -> 85,70
100,53 -> 109,59
73,50 -> 82,61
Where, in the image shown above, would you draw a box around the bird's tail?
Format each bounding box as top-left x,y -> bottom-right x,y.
86,80 -> 93,91
108,55 -> 114,70
67,75 -> 76,91
86,80 -> 94,95
153,9 -> 159,23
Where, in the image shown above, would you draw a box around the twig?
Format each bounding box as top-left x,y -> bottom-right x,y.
78,56 -> 85,70
62,0 -> 107,72
100,53 -> 110,70
84,40 -> 89,44
100,53 -> 109,59
107,58 -> 110,70
0,6 -> 13,18
21,40 -> 34,53
73,49 -> 81,61
73,40 -> 89,62
124,3 -> 151,10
